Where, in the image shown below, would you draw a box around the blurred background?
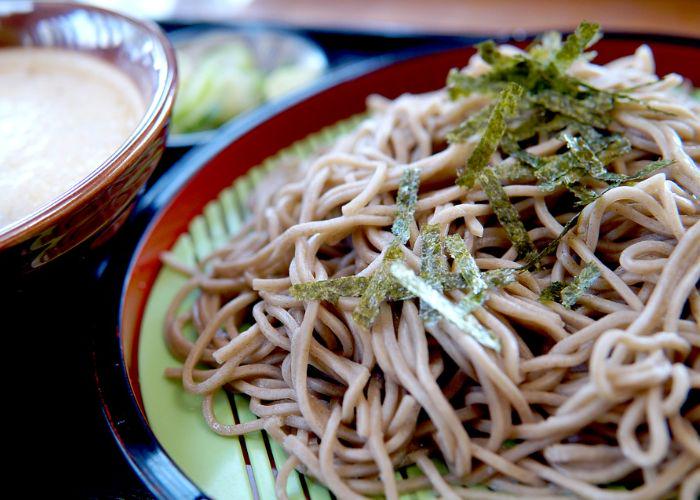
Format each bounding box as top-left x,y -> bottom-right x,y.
57,0 -> 700,37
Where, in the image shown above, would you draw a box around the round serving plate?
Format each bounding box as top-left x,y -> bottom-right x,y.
95,34 -> 700,499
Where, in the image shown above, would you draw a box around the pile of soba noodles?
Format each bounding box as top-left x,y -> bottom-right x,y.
163,23 -> 700,499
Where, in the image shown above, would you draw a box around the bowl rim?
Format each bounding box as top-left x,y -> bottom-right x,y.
97,33 -> 700,497
0,1 -> 178,249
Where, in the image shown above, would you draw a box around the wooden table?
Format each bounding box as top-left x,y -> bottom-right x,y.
162,0 -> 699,38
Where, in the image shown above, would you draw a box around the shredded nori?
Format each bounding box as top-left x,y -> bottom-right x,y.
527,31 -> 563,63
389,261 -> 500,351
292,268 -> 513,305
291,276 -> 369,302
539,280 -> 566,303
448,22 -> 605,101
540,262 -> 600,308
447,103 -> 496,144
347,166 -> 422,327
446,234 -> 488,311
449,82 -> 538,259
493,159 -> 535,183
478,169 -> 536,259
446,235 -> 487,297
392,167 -> 421,245
552,21 -> 601,72
563,133 -> 623,183
419,224 -> 449,325
561,262 -> 600,307
456,83 -> 524,188
483,268 -> 518,287
528,126 -> 669,207
532,89 -> 613,128
504,105 -> 550,143
296,23 -> 675,328
447,21 -> 614,152
352,245 -> 404,328
569,184 -> 602,207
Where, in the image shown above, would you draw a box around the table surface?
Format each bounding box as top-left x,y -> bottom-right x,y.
7,6 -> 699,497
6,253 -> 151,497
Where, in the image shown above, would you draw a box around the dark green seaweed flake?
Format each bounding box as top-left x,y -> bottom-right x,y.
477,40 -> 513,67
456,83 -> 524,188
446,22 -> 627,196
449,24 -> 603,97
446,235 -> 487,297
532,89 -> 613,128
533,153 -> 580,193
540,262 -> 600,308
531,127 -> 649,205
552,21 -> 601,72
510,149 -> 547,170
483,268 -> 518,288
447,103 -> 496,143
561,262 -> 600,307
446,68 -> 482,100
389,261 -> 500,351
478,168 -> 536,259
568,158 -> 672,207
419,224 -> 449,324
569,184 -> 602,207
563,133 -> 621,182
292,268 -> 511,306
493,159 -> 536,183
392,167 -> 420,245
446,234 -> 488,311
504,105 -> 549,143
539,280 -> 566,303
352,244 -> 404,328
558,132 -> 672,204
596,134 -> 632,165
291,276 -> 369,302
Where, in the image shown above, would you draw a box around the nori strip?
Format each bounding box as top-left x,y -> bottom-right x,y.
291,276 -> 369,302
456,83 -> 524,188
352,245 -> 404,328
478,168 -> 536,259
540,262 -> 600,308
392,167 -> 420,245
390,261 -> 500,351
552,21 -> 601,72
419,224 -> 449,325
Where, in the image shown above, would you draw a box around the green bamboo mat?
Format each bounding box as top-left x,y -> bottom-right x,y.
138,113 -> 441,499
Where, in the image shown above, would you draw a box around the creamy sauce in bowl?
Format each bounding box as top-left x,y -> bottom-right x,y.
0,47 -> 145,230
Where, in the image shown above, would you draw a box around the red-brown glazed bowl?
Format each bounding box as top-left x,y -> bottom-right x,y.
0,2 -> 177,271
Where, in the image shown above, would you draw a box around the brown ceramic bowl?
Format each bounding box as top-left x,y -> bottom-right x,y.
0,2 -> 177,271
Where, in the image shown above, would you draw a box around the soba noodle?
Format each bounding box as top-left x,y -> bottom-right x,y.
163,27 -> 699,499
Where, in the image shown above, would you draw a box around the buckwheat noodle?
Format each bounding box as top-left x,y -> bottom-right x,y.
163,43 -> 700,499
